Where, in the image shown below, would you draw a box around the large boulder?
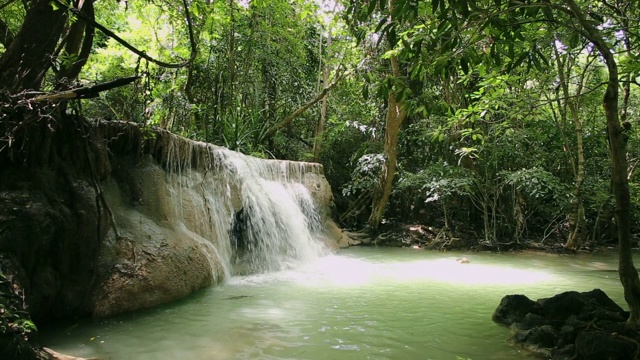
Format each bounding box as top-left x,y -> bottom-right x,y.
492,294 -> 540,326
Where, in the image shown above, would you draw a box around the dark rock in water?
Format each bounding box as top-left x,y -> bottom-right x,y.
576,330 -> 636,360
551,344 -> 576,360
493,289 -> 638,360
558,325 -> 578,344
513,324 -> 557,349
492,294 -> 539,326
538,289 -> 625,322
517,312 -> 545,331
539,291 -> 589,321
524,324 -> 558,348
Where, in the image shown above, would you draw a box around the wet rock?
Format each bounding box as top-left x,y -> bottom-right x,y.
538,289 -> 624,322
345,231 -> 372,246
0,181 -> 100,320
44,347 -> 98,360
539,291 -> 589,321
492,294 -> 539,326
494,289 -> 637,359
558,325 -> 578,344
589,306 -> 626,323
551,344 -> 576,360
325,219 -> 349,249
576,330 -> 636,360
527,324 -> 558,348
517,312 -> 545,331
513,324 -> 557,349
0,254 -> 43,360
565,314 -> 586,328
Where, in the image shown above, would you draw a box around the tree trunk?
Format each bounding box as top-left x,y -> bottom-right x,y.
313,32 -> 331,161
606,82 -> 640,327
0,0 -> 67,93
553,44 -> 589,250
228,0 -> 236,100
367,0 -> 408,230
55,0 -> 95,89
367,56 -> 407,229
566,0 -> 640,327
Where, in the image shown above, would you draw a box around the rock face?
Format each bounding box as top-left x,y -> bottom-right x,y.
0,254 -> 44,360
0,119 -> 344,320
493,289 -> 636,360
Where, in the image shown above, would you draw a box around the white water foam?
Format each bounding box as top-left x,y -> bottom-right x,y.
163,137 -> 329,278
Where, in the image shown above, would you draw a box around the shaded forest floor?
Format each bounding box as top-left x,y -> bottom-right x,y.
344,221 -> 621,254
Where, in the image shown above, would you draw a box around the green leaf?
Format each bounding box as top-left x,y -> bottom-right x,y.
367,0 -> 378,16
375,18 -> 388,33
460,57 -> 469,75
568,32 -> 580,48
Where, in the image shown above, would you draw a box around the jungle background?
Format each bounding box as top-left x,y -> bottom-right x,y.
1,0 -> 639,252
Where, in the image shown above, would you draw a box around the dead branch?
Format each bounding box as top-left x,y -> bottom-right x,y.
31,76 -> 140,102
260,79 -> 341,142
52,0 -> 197,69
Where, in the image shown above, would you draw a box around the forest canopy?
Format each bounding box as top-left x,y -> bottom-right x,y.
0,0 -> 639,245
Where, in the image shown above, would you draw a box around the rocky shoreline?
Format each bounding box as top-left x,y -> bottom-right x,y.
493,289 -> 638,360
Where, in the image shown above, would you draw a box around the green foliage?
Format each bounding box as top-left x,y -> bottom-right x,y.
501,168 -> 568,202
342,153 -> 385,197
2,0 -> 639,246
0,272 -> 36,341
397,163 -> 474,203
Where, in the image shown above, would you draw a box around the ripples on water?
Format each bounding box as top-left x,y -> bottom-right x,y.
42,248 -> 627,360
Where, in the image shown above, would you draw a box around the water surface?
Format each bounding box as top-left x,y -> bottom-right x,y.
42,247 -> 627,359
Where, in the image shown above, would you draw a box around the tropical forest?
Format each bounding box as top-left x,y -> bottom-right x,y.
1,0 -> 640,359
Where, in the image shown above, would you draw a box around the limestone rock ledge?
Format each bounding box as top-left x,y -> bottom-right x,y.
0,119 -> 345,320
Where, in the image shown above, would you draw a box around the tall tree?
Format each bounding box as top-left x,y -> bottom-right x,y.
344,0 -> 409,230
0,0 -> 68,93
552,41 -> 593,250
367,44 -> 407,229
55,0 -> 95,89
564,0 -> 640,327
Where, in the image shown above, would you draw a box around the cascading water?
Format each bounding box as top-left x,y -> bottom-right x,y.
163,136 -> 330,278
213,148 -> 330,275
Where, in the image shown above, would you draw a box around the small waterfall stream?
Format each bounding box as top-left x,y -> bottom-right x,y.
163,137 -> 330,277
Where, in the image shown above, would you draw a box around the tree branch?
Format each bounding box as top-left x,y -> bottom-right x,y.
31,76 -> 140,102
52,0 -> 197,69
0,18 -> 14,47
260,79 -> 341,142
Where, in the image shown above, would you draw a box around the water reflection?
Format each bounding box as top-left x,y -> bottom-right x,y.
235,253 -> 557,288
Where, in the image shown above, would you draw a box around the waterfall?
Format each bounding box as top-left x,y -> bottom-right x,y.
163,136 -> 330,278
213,148 -> 330,275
